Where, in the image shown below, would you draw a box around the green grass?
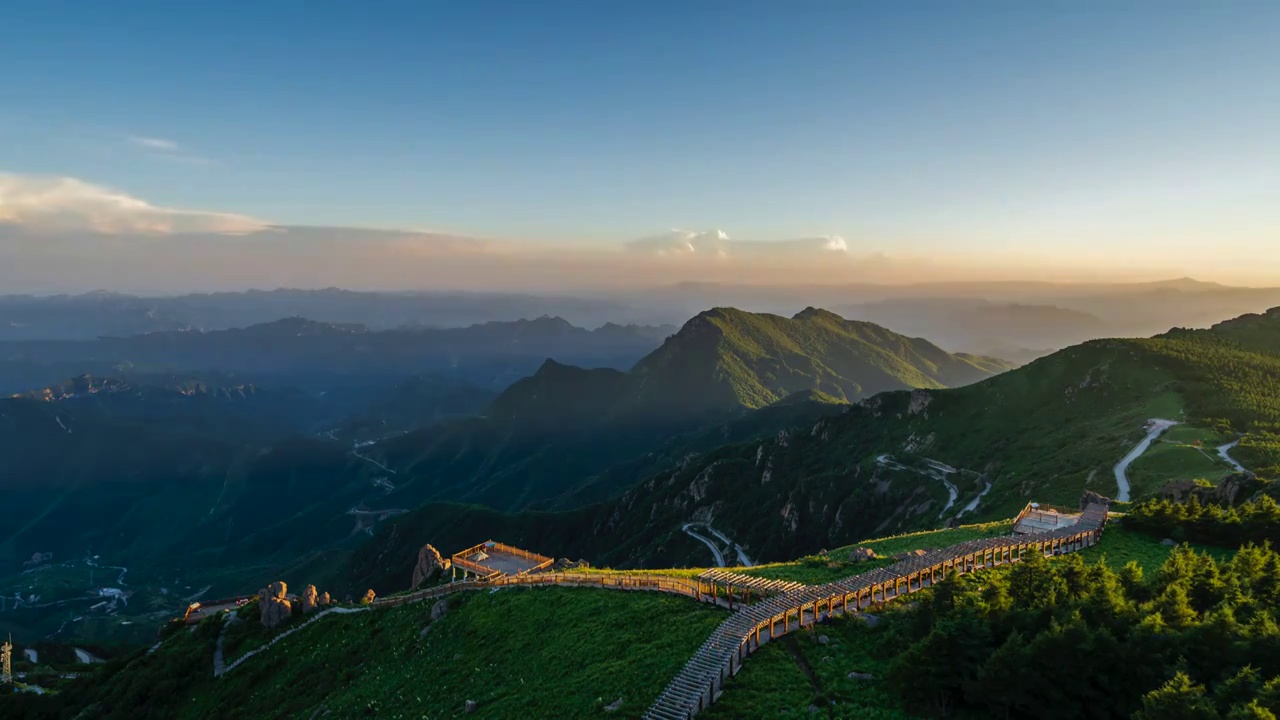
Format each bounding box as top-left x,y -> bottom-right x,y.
711,520 -> 1229,719
1125,424 -> 1235,499
74,586 -> 726,720
704,608 -> 918,719
1080,522 -> 1234,573
738,521 -> 1015,585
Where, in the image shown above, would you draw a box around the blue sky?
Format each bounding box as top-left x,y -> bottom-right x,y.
1,1 -> 1278,290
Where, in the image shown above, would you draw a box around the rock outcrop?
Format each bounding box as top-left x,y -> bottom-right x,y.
1158,473 -> 1263,507
258,581 -> 292,629
411,544 -> 450,588
1079,490 -> 1111,510
551,558 -> 591,571
301,585 -> 320,614
848,547 -> 876,563
431,599 -> 449,621
320,592 -> 332,606
361,589 -> 376,605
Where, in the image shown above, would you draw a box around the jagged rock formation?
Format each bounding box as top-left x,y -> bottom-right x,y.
411,544 -> 449,588
320,592 -> 332,606
301,585 -> 320,614
552,558 -> 591,571
361,589 -> 376,605
258,581 -> 292,629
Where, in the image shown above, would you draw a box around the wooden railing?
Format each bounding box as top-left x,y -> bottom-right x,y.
489,541 -> 555,574
643,502 -> 1111,720
451,556 -> 504,580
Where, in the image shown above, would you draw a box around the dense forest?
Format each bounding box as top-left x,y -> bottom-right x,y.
1127,495 -> 1280,550
1139,311 -> 1280,476
882,542 -> 1280,719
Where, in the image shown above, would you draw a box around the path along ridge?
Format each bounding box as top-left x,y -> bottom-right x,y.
643,501 -> 1112,720
210,570 -> 767,679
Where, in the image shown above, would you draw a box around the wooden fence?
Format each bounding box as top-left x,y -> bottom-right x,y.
643,502 -> 1111,720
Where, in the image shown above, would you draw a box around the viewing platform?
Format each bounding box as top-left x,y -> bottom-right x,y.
1012,502 -> 1081,535
450,541 -> 554,581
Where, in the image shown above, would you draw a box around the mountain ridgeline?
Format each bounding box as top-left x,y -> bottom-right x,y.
0,306 -> 1015,645
493,307 -> 1013,422
347,306 -> 1280,594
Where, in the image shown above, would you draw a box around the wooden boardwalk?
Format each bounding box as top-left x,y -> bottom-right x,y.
695,569 -> 805,599
642,502 -> 1111,720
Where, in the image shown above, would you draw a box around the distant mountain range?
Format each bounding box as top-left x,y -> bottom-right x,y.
0,288 -> 643,340
0,315 -> 675,395
0,306 -> 1011,643
5,279 -> 1280,356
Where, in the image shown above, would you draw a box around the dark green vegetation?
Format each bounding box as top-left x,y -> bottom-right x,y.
1125,425 -> 1238,499
739,521 -> 1015,585
708,529 -> 1270,720
342,307 -> 1280,595
878,543 -> 1280,719
8,305 -> 1280,651
11,511 -> 1253,720
1127,495 -> 1280,550
18,588 -> 724,720
624,307 -> 1012,413
570,307 -> 1280,573
7,307 -> 995,643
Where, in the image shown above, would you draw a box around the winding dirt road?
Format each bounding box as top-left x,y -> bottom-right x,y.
1113,419 -> 1179,502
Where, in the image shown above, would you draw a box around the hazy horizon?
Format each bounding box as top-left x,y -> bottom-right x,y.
3,2 -> 1278,293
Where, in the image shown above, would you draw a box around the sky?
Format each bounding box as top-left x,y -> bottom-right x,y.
1,1 -> 1278,293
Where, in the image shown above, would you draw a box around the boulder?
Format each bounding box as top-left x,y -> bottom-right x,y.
258,581 -> 292,629
604,698 -> 624,713
817,635 -> 829,645
411,544 -> 450,589
431,599 -> 449,621
320,592 -> 332,606
1158,480 -> 1203,504
301,585 -> 321,614
893,549 -> 927,561
848,671 -> 875,681
1080,490 -> 1111,509
848,547 -> 876,563
464,700 -> 478,714
552,558 -> 591,571
1161,538 -> 1177,547
361,589 -> 376,605
1159,473 -> 1262,507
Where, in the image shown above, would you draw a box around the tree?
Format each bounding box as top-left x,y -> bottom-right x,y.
1135,672 -> 1221,720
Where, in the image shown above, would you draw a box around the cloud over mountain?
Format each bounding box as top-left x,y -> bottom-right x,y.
0,171 -> 1232,294
624,229 -> 849,260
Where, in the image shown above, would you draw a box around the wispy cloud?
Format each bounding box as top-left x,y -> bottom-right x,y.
128,135 -> 179,151
0,173 -> 265,234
